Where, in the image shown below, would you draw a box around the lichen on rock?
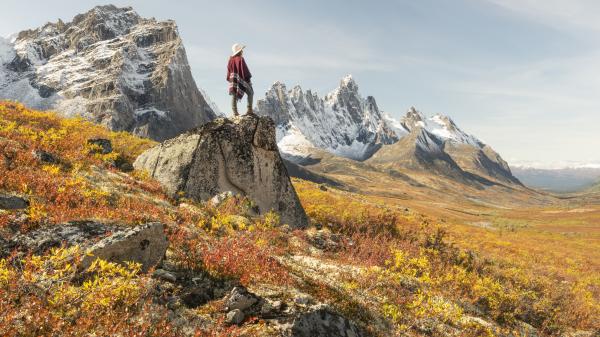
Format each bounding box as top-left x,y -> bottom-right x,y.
134,114 -> 308,229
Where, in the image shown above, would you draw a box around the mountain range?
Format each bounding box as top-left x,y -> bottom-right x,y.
256,76 -> 521,188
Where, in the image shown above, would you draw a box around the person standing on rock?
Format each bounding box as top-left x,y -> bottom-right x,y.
227,43 -> 254,116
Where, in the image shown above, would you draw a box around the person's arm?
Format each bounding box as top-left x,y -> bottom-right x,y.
242,58 -> 252,82
226,58 -> 232,82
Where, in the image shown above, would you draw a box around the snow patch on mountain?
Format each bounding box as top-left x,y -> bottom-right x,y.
276,124 -> 317,158
398,107 -> 482,148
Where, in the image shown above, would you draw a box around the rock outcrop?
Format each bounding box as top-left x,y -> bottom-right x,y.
0,5 -> 217,141
0,193 -> 29,210
134,115 -> 309,229
1,221 -> 168,271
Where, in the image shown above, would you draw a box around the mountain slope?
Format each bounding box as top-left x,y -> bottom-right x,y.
0,5 -> 216,141
391,107 -> 520,185
256,75 -> 398,161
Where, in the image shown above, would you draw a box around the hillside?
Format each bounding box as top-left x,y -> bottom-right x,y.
1,102 -> 599,336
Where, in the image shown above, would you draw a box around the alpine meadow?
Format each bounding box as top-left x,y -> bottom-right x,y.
0,3 -> 599,337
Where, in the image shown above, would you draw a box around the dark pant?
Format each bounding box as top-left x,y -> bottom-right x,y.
232,86 -> 253,115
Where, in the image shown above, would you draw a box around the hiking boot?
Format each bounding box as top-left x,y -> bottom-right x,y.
246,106 -> 254,115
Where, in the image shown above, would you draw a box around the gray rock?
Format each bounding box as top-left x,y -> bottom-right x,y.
288,305 -> 363,337
153,269 -> 177,283
1,221 -> 168,272
225,286 -> 259,311
87,138 -> 113,154
134,115 -> 309,228
272,300 -> 283,311
0,193 -> 29,210
80,222 -> 168,272
226,309 -> 245,325
32,149 -> 60,164
294,296 -> 311,305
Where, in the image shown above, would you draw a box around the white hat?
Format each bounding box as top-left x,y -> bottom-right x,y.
231,43 -> 245,56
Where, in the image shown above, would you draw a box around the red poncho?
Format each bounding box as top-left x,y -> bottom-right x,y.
227,55 -> 253,99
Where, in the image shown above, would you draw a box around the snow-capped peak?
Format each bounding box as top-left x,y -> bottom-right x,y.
395,107 -> 482,147
340,74 -> 357,89
257,75 -> 398,161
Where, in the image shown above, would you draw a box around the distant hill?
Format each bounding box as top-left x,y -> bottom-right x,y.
512,167 -> 600,192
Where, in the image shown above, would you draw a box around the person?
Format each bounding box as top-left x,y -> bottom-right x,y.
226,43 -> 254,116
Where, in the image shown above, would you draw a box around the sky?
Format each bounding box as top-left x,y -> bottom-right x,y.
1,0 -> 599,168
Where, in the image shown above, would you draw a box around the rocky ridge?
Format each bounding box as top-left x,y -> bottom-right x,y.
256,76 -> 520,186
0,5 -> 217,141
256,75 -> 399,161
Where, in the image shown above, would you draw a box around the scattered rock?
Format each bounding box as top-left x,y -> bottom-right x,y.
32,149 -> 60,164
261,302 -> 276,317
134,115 -> 309,228
271,300 -> 283,311
288,305 -> 363,337
319,184 -> 328,191
225,286 -> 259,311
87,138 -> 113,154
0,193 -> 29,210
294,296 -> 312,306
226,309 -> 245,325
153,269 -> 177,283
307,230 -> 343,252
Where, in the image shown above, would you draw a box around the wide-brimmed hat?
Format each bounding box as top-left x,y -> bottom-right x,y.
231,43 -> 245,56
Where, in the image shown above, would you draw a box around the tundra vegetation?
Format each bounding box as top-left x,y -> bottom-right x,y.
0,102 -> 598,336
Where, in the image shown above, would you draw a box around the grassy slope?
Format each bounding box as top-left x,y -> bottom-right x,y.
0,102 -> 598,336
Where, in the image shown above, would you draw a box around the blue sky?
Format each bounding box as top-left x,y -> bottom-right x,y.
1,0 -> 599,168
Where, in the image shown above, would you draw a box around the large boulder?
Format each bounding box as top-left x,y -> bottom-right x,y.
134,115 -> 308,229
1,221 -> 168,272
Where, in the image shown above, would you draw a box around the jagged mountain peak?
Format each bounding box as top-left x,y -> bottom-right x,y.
257,75 -> 398,161
398,107 -> 481,147
340,74 -> 357,90
401,106 -> 426,129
